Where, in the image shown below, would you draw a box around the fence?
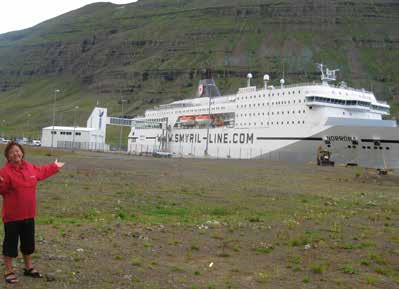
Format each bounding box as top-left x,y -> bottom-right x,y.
57,141 -> 108,151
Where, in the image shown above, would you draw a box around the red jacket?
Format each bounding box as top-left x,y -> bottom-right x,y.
0,160 -> 59,223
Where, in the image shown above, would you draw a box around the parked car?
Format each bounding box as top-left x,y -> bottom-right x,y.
16,137 -> 29,145
31,140 -> 41,146
0,137 -> 10,144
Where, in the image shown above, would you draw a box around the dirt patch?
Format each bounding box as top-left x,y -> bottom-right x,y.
0,150 -> 398,289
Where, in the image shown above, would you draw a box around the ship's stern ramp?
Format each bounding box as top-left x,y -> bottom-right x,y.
127,119 -> 168,155
257,118 -> 399,169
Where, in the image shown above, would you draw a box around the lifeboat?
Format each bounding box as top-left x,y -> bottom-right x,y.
180,116 -> 195,126
195,115 -> 213,125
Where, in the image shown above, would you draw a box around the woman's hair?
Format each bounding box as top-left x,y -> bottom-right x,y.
4,141 -> 25,161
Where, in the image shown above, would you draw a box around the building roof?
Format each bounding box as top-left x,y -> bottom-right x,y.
42,126 -> 96,132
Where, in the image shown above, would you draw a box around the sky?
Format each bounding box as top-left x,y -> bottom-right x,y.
0,1 -> 136,35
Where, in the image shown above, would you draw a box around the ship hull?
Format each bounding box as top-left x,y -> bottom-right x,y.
128,125 -> 399,169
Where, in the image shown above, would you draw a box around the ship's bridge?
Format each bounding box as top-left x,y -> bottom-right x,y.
305,94 -> 390,115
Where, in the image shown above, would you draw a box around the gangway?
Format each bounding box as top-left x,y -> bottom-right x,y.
107,116 -> 166,129
108,117 -> 134,127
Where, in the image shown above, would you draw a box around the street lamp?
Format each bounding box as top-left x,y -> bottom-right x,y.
51,89 -> 60,148
25,113 -> 31,140
119,99 -> 128,151
72,106 -> 79,150
2,120 -> 5,138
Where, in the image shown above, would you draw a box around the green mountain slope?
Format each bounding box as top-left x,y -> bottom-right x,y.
0,0 -> 398,138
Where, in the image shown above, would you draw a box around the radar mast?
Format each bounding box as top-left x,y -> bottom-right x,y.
317,63 -> 339,85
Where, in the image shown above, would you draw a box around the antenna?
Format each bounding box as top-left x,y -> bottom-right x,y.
282,61 -> 285,80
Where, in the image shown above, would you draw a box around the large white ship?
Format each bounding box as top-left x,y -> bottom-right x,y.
126,65 -> 399,169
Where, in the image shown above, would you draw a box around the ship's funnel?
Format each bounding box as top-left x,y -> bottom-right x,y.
197,79 -> 221,98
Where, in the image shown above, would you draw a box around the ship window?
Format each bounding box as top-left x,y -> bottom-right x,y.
292,121 -> 294,124
262,113 -> 264,115
287,121 -> 289,124
303,121 -> 305,124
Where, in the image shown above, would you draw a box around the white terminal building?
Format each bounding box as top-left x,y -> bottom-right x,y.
41,107 -> 108,150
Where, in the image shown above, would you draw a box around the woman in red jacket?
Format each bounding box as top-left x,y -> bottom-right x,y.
0,141 -> 64,284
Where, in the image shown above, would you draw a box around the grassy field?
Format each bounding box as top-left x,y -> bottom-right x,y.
0,147 -> 398,289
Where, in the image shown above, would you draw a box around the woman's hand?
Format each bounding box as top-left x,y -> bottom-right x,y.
54,159 -> 65,168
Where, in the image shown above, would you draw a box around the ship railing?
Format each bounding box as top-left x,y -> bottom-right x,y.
151,102 -> 203,111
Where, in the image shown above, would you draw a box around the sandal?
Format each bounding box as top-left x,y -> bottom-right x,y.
23,267 -> 43,278
4,272 -> 18,284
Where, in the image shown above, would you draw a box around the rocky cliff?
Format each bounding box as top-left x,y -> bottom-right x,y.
0,0 -> 398,134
